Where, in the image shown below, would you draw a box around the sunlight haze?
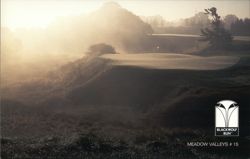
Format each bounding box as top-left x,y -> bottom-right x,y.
1,0 -> 250,29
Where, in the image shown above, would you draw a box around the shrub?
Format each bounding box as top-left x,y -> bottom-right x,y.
88,43 -> 116,56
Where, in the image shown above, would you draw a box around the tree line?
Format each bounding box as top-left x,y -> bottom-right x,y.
231,18 -> 250,36
144,12 -> 250,36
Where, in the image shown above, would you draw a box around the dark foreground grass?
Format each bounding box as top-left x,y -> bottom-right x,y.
2,130 -> 250,159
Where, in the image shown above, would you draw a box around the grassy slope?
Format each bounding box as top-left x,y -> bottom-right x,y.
1,54 -> 250,158
67,56 -> 250,131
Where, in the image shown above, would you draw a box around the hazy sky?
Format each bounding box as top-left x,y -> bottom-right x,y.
1,0 -> 250,29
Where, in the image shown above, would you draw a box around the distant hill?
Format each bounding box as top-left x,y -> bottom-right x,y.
47,2 -> 153,53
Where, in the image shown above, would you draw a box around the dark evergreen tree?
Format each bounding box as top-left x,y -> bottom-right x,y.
200,7 -> 232,49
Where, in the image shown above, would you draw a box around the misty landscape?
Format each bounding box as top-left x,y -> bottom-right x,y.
1,1 -> 250,159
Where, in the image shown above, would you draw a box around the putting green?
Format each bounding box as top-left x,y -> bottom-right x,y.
101,53 -> 239,70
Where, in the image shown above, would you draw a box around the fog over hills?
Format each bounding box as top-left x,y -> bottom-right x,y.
1,2 -> 249,138
2,2 -> 154,86
47,2 -> 153,54
1,2 -> 250,159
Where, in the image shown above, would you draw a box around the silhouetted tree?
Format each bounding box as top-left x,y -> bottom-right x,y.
200,7 -> 232,49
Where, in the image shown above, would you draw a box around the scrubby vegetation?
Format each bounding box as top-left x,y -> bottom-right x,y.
2,130 -> 249,159
87,43 -> 116,56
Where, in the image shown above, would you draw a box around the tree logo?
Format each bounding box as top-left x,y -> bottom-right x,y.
215,100 -> 239,136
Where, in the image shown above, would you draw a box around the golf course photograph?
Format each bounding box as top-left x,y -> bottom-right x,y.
1,0 -> 250,158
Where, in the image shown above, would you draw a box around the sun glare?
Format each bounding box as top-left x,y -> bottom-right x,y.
1,0 -> 249,30
1,0 -> 102,30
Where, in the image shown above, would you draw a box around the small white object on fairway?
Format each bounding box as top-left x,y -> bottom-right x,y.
101,53 -> 239,70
